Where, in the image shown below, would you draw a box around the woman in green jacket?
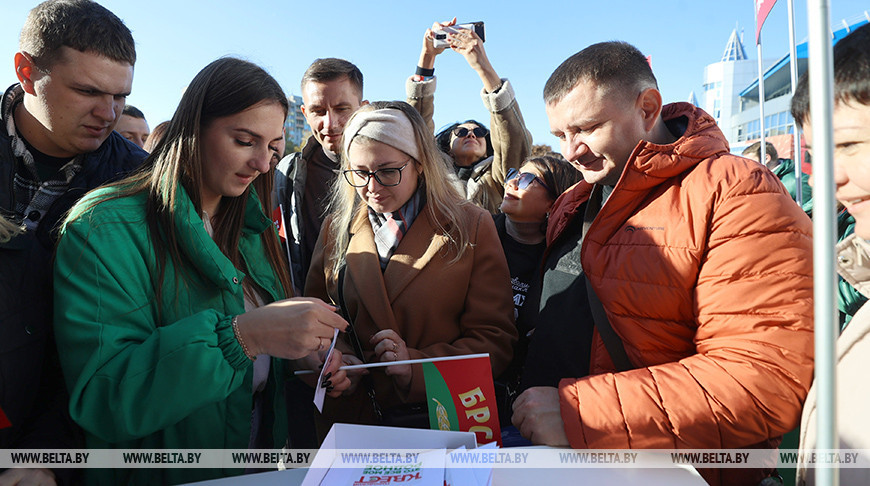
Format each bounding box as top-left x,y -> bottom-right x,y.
53,58 -> 348,485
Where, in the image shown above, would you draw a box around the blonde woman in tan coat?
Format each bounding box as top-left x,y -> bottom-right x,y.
304,101 -> 517,432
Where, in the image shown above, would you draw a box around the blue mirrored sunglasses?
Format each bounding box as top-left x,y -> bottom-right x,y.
505,168 -> 555,197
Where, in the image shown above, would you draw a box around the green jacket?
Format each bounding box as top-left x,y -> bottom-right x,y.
773,158 -> 813,216
53,185 -> 288,485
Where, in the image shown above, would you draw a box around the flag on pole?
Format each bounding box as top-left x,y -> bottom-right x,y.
423,354 -> 501,446
271,204 -> 297,292
0,406 -> 11,429
271,205 -> 287,241
755,0 -> 777,44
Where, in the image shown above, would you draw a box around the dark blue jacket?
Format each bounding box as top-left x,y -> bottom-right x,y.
0,84 -> 146,480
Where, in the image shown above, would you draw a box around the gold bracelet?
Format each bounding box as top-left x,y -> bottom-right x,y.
231,315 -> 256,361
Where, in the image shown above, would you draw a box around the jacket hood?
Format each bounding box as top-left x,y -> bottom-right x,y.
630,102 -> 729,182
547,103 -> 728,245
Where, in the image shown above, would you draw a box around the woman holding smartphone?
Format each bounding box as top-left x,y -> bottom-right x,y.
493,154 -> 581,427
407,18 -> 532,214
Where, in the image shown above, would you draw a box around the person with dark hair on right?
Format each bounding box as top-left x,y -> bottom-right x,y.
1,1 -> 146,484
492,154 -> 581,427
511,40 -> 814,486
791,21 -> 870,486
742,140 -> 813,215
407,18 -> 532,214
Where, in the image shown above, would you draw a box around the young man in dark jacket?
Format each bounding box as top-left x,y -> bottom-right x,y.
0,1 -> 145,484
272,58 -> 367,449
273,58 -> 367,293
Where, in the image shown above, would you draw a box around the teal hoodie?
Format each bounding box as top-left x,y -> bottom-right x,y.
54,184 -> 288,485
772,158 -> 813,216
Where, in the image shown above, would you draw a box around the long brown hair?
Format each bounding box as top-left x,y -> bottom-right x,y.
69,57 -> 292,304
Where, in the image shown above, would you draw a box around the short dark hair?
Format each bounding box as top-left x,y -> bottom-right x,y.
301,58 -> 363,99
523,154 -> 584,198
19,0 -> 136,71
792,22 -> 870,127
122,105 -> 145,119
543,41 -> 658,105
434,120 -> 493,163
742,141 -> 778,162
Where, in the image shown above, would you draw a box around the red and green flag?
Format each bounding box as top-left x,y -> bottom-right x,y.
423,353 -> 501,446
271,205 -> 287,241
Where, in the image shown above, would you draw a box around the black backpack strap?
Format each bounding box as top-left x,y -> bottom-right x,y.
584,275 -> 633,372
582,186 -> 633,372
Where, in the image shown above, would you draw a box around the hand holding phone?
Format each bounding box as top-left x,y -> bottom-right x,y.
432,21 -> 485,48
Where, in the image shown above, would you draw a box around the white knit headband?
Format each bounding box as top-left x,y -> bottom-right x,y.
342,108 -> 420,162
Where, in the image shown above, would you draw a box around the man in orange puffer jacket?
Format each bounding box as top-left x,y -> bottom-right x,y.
512,41 -> 814,486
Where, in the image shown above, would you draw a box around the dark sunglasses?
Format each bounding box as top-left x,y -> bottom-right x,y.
452,126 -> 488,139
505,168 -> 556,197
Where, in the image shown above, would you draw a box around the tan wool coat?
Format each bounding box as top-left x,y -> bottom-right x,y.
305,201 -> 517,428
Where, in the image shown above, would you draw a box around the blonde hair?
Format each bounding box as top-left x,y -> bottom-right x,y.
324,101 -> 472,282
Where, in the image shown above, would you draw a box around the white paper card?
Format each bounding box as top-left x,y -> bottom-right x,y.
314,327 -> 340,412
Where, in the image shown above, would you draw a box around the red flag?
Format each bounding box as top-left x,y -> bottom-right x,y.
0,406 -> 11,429
423,354 -> 501,445
755,0 -> 777,44
271,206 -> 286,241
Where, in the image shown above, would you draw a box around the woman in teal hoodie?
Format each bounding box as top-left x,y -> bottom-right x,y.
53,58 -> 348,485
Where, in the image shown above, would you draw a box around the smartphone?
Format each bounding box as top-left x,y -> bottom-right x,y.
432,21 -> 485,48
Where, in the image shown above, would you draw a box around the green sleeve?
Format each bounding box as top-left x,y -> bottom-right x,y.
53,214 -> 251,443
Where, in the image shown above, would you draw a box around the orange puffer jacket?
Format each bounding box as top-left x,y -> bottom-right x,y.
546,103 -> 814,485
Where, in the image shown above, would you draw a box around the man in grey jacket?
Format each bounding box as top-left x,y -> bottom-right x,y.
273,58 -> 367,449
274,58 -> 367,294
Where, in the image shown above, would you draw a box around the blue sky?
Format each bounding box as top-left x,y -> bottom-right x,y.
2,0 -> 868,149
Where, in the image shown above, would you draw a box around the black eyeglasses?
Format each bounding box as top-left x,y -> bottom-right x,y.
452,126 -> 488,139
343,160 -> 411,187
505,168 -> 555,197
